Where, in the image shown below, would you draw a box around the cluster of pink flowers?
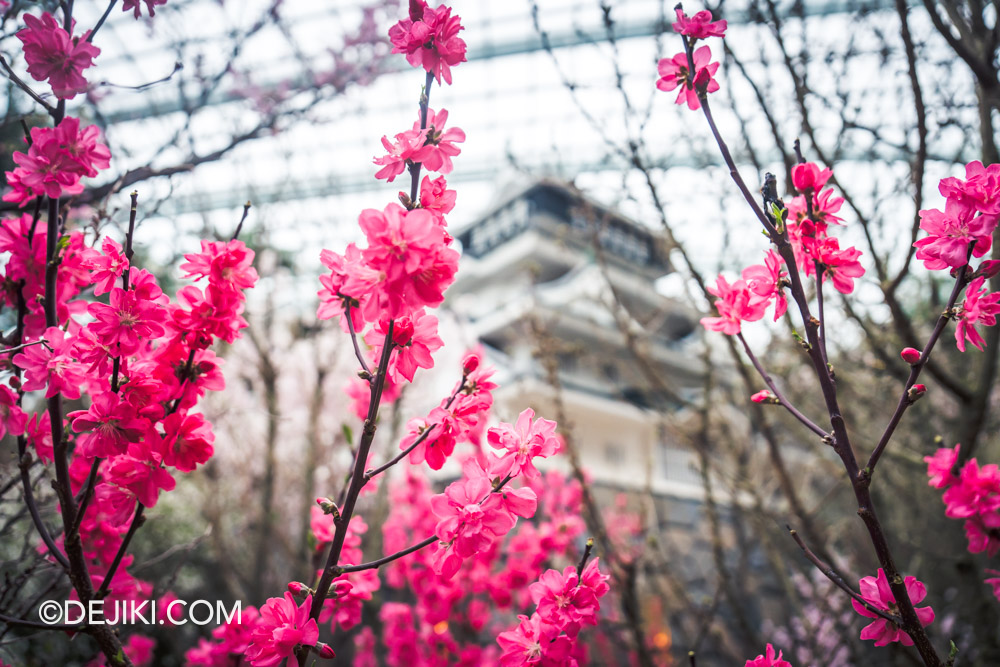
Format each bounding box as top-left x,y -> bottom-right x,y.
700,249 -> 789,335
373,108 -> 465,182
370,465 -> 590,666
3,117 -> 111,206
851,569 -> 934,646
496,558 -> 610,665
699,161 -> 865,337
17,11 -> 100,99
428,408 -> 565,579
656,7 -> 726,110
388,0 -> 467,84
925,444 -> 1000,561
913,162 -> 1000,351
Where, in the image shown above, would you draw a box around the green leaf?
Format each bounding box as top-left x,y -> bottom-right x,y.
341,423 -> 353,446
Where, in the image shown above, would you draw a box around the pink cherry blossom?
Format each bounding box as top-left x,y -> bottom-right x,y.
914,198 -> 995,271
955,276 -> 1000,352
745,643 -> 793,667
487,408 -> 560,480
941,458 -> 1000,519
180,239 -> 258,294
17,12 -> 100,99
244,592 -> 319,666
852,568 -> 934,646
419,175 -> 457,215
938,160 -> 1000,216
656,45 -> 720,110
388,2 -> 467,85
496,613 -> 573,666
791,162 -> 832,193
742,250 -> 788,320
13,327 -> 86,399
87,237 -> 128,296
364,308 -> 443,382
87,288 -> 167,357
0,385 -> 27,439
161,412 -> 214,472
672,8 -> 727,39
700,275 -> 767,335
410,108 -> 465,174
68,392 -> 147,458
924,444 -> 960,489
103,440 -> 176,510
373,129 -> 427,182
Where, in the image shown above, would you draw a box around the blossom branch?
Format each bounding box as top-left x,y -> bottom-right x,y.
338,535 -> 437,574
307,323 -> 396,622
364,376 -> 465,481
576,536 -> 595,579
736,333 -> 828,439
16,437 -> 70,570
865,254 -> 973,476
788,527 -> 900,625
95,506 -> 145,599
680,15 -> 943,661
86,0 -> 118,44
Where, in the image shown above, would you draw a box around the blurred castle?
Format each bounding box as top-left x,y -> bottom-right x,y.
447,180 -> 706,498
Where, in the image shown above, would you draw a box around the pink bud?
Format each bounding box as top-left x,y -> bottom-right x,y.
908,383 -> 927,401
8,376 -> 20,390
462,352 -> 480,375
316,497 -> 337,515
287,582 -> 304,595
900,347 -> 921,364
791,162 -> 832,193
316,642 -> 336,659
976,260 -> 1000,279
750,390 -> 775,404
392,318 -> 415,347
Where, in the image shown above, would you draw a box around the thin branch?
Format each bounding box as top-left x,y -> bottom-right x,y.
0,55 -> 56,114
736,333 -> 829,439
86,0 -> 118,43
788,527 -> 900,625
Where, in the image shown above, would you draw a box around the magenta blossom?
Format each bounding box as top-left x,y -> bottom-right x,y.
852,568 -> 934,646
672,7 -> 727,39
244,592 -> 319,666
487,408 -> 561,480
388,1 -> 467,85
745,643 -> 793,667
17,12 -> 100,99
656,45 -> 720,110
700,275 -> 767,335
955,276 -> 1000,352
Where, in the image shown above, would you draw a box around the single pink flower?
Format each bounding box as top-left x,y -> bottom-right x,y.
0,385 -> 27,439
672,8 -> 727,39
700,275 -> 767,335
410,108 -> 465,174
914,198 -> 994,271
87,237 -> 128,296
17,12 -> 100,99
13,327 -> 86,399
745,643 -> 793,667
373,129 -> 427,182
924,444 -> 960,489
161,412 -> 214,472
656,45 -> 720,110
87,287 -> 167,357
529,565 -> 599,632
938,160 -> 1000,217
791,162 -> 832,193
244,592 -> 319,666
742,250 -> 787,320
852,568 -> 934,646
68,392 -> 147,458
419,175 -> 457,215
955,276 -> 1000,352
487,408 -> 560,480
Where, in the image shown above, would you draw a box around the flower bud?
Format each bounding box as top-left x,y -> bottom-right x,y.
975,260 -> 1000,280
907,383 -> 927,402
750,390 -> 776,404
316,642 -> 336,659
287,581 -> 308,596
8,376 -> 20,390
462,352 -> 480,375
900,347 -> 921,364
316,497 -> 338,515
